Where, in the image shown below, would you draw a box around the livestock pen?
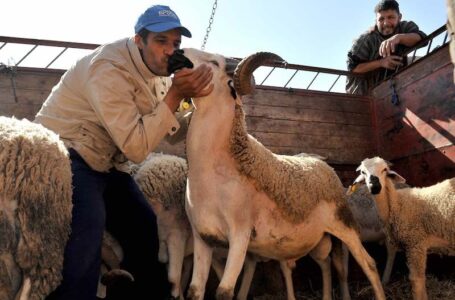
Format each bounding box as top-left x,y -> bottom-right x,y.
0,24 -> 454,299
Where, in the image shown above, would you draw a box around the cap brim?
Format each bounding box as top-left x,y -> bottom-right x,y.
144,22 -> 192,37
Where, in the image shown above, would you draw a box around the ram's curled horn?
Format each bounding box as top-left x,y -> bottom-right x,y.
233,52 -> 284,96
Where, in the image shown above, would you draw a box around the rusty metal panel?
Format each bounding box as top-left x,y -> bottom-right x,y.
372,44 -> 455,184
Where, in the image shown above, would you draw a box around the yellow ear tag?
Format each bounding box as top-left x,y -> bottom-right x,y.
182,102 -> 190,110
347,183 -> 357,195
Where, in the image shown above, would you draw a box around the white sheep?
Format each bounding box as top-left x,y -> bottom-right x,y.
0,116 -> 72,300
349,156 -> 455,300
181,48 -> 385,300
133,153 -> 302,300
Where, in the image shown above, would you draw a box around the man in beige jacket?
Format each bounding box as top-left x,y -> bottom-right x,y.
36,5 -> 213,300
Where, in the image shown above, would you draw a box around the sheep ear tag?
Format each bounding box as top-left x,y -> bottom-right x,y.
347,183 -> 357,195
167,49 -> 194,74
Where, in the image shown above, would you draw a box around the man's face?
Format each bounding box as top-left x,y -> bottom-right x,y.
134,28 -> 182,76
376,9 -> 402,36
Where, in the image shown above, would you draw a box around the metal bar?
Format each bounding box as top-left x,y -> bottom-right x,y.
263,61 -> 355,77
426,39 -> 433,55
15,44 -> 38,66
0,42 -> 6,50
401,25 -> 447,57
284,70 -> 298,88
411,49 -> 417,63
45,47 -> 68,68
442,31 -> 448,44
306,72 -> 319,89
328,75 -> 341,92
260,67 -> 275,85
0,36 -> 99,50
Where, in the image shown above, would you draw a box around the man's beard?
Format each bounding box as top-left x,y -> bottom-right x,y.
380,25 -> 396,38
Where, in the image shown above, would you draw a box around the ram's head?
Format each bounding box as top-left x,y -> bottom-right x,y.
170,48 -> 284,105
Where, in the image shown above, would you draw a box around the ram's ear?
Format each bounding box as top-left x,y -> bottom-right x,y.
387,170 -> 406,183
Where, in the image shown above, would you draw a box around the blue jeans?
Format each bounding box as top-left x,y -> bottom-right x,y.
46,149 -> 170,300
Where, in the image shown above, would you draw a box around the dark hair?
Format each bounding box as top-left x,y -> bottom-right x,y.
374,0 -> 400,14
137,28 -> 150,44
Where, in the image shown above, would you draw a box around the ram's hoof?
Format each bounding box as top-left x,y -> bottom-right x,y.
187,285 -> 202,300
216,287 -> 234,300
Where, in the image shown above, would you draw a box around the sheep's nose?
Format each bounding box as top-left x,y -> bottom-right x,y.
369,175 -> 382,194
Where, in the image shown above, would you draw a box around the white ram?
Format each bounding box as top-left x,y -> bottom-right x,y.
133,153 -> 301,300
181,49 -> 385,300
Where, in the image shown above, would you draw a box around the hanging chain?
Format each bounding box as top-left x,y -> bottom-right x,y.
201,0 -> 218,50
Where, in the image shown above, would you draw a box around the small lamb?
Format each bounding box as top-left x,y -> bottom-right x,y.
349,156 -> 455,300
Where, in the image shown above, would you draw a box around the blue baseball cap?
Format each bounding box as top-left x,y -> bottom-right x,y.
134,5 -> 192,37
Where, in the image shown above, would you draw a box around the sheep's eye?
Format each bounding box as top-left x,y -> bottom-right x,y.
361,170 -> 366,175
210,60 -> 219,67
382,168 -> 388,173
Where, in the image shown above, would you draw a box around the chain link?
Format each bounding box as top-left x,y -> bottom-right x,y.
201,0 -> 218,50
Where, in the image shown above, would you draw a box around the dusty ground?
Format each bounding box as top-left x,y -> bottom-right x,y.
253,275 -> 455,300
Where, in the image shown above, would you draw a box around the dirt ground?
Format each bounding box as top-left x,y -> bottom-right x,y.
202,242 -> 455,299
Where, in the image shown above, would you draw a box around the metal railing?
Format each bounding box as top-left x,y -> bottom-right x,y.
0,35 -> 359,93
0,24 -> 450,94
0,36 -> 99,70
381,24 -> 450,81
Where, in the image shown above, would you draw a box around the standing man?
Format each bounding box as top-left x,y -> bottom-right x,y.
346,0 -> 427,95
36,5 -> 213,300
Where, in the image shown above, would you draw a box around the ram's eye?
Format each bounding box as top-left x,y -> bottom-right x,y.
210,60 -> 220,67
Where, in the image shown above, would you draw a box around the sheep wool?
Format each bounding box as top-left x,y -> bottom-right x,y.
134,153 -> 188,217
0,116 -> 72,300
384,177 -> 455,253
229,105 -> 348,224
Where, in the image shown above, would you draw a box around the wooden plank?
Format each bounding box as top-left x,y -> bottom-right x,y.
0,103 -> 42,120
374,66 -> 455,120
267,145 -> 374,164
0,71 -> 61,90
390,145 -> 455,187
0,86 -> 50,105
245,117 -> 373,138
244,89 -> 372,114
251,131 -> 374,149
243,104 -> 371,126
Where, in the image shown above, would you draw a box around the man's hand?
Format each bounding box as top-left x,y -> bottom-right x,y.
379,55 -> 403,70
164,64 -> 214,112
379,34 -> 401,57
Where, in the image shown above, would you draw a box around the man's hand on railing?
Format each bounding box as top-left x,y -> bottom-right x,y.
379,55 -> 403,70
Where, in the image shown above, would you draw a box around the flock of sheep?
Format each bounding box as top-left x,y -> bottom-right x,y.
0,47 -> 454,300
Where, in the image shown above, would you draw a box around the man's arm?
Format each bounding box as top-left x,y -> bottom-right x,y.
352,55 -> 403,73
379,32 -> 422,57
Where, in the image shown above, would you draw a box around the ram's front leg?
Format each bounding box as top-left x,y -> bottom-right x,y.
187,230 -> 213,300
216,233 -> 250,300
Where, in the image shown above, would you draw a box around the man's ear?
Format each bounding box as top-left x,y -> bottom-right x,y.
398,12 -> 402,22
134,34 -> 144,50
